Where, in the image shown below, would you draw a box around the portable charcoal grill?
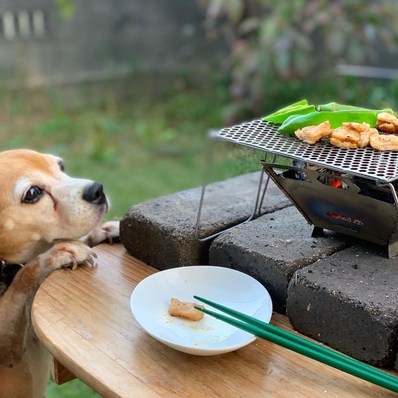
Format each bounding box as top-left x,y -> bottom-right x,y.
215,119 -> 398,258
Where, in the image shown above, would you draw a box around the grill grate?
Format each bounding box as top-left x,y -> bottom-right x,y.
218,119 -> 398,183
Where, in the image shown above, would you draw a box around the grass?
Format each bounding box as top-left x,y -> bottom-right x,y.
46,379 -> 101,398
0,88 -> 264,221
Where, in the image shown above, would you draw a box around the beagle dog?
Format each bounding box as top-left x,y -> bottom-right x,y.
0,149 -> 119,398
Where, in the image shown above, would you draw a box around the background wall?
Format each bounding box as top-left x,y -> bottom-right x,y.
0,0 -> 225,89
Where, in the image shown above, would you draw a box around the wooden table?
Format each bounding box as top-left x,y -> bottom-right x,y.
32,244 -> 398,398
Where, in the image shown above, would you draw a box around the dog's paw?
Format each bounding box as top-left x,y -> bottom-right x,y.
41,240 -> 97,272
80,221 -> 120,247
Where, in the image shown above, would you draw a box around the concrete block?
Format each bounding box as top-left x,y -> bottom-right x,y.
120,172 -> 291,270
209,206 -> 352,313
286,243 -> 398,367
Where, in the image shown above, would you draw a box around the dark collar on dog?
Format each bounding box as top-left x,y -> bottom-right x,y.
0,260 -> 24,289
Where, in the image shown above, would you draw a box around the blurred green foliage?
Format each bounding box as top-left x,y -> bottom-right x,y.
0,81 -> 265,221
46,378 -> 101,398
54,0 -> 76,18
198,0 -> 398,122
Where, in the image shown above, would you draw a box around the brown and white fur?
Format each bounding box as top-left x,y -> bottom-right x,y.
0,149 -> 119,398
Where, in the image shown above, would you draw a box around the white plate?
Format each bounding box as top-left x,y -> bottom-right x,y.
130,266 -> 272,356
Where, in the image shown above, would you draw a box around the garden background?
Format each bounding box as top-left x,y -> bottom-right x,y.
2,0 -> 398,396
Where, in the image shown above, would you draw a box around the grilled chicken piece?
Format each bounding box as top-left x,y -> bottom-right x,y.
330,128 -> 360,148
330,122 -> 377,149
370,133 -> 398,151
294,120 -> 333,144
376,112 -> 398,134
359,128 -> 378,148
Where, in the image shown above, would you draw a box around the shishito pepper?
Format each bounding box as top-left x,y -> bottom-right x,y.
264,100 -> 396,134
264,105 -> 316,124
264,100 -> 316,124
277,110 -> 386,135
267,99 -> 308,115
316,102 -> 394,112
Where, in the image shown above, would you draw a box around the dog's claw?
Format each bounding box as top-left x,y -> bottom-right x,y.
41,236 -> 103,274
71,258 -> 78,270
104,232 -> 113,245
86,256 -> 95,268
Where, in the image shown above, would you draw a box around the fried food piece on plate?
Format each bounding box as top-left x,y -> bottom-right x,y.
376,112 -> 398,134
294,120 -> 333,144
168,298 -> 204,321
370,133 -> 398,151
330,122 -> 377,149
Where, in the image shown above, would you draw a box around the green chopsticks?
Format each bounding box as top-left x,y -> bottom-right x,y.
193,295 -> 398,394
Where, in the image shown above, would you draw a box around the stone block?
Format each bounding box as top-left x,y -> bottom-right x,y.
209,206 -> 353,313
286,243 -> 398,367
120,172 -> 291,270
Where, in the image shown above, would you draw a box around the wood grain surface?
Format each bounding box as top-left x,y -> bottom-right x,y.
31,244 -> 398,398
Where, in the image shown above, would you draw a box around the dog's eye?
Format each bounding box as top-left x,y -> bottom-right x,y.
22,186 -> 43,204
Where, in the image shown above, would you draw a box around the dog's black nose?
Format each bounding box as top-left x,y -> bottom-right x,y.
83,182 -> 106,205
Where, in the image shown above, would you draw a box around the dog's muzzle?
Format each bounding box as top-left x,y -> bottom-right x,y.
83,182 -> 107,206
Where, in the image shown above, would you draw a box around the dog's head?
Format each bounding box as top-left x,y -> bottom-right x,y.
0,149 -> 109,263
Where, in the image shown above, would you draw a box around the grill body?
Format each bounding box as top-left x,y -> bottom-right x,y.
262,163 -> 398,257
218,119 -> 398,257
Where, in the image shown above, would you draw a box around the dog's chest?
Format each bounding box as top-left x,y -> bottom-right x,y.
0,328 -> 52,398
26,328 -> 52,397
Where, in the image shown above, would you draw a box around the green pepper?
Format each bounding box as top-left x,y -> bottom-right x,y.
264,100 -> 397,134
264,104 -> 316,124
317,102 -> 395,113
268,99 -> 309,115
263,99 -> 317,124
278,111 -> 381,135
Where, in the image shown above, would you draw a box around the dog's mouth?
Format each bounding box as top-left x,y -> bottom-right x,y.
51,195 -> 109,243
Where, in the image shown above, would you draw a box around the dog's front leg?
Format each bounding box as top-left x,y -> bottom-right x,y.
0,240 -> 96,368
